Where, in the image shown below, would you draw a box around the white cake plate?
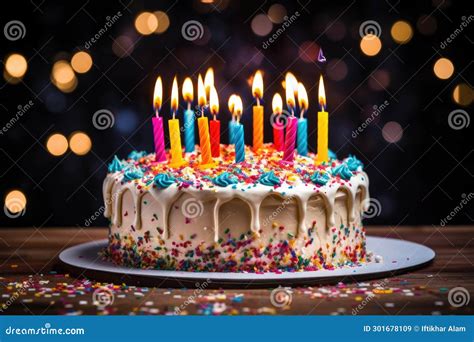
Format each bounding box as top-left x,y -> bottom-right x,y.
59,237 -> 435,288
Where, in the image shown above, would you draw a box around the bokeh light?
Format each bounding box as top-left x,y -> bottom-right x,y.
5,53 -> 28,78
325,21 -> 346,41
368,70 -> 391,91
267,4 -> 287,24
391,21 -> 413,44
71,51 -> 93,74
382,121 -> 403,143
433,58 -> 454,79
360,35 -> 382,56
299,41 -> 319,63
251,14 -> 273,36
51,60 -> 78,93
46,133 -> 68,156
135,12 -> 158,35
4,190 -> 27,215
327,59 -> 348,81
69,131 -> 92,156
453,83 -> 474,106
112,35 -> 134,58
417,15 -> 437,35
154,11 -> 170,34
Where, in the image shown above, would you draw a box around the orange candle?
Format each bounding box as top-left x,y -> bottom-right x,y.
197,74 -> 213,167
252,70 -> 264,152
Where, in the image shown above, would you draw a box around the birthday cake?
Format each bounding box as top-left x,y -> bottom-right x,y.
103,144 -> 369,272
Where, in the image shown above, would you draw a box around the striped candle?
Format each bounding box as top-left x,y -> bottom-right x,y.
297,117 -> 308,156
234,123 -> 245,163
282,116 -> 297,163
152,116 -> 166,162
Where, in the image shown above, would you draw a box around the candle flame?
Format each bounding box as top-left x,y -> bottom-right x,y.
285,72 -> 296,109
204,67 -> 214,99
171,76 -> 179,112
198,74 -> 206,107
272,93 -> 283,114
182,77 -> 193,102
252,70 -> 263,99
234,95 -> 243,117
318,75 -> 326,110
297,82 -> 308,111
209,86 -> 219,116
153,76 -> 163,111
228,94 -> 236,114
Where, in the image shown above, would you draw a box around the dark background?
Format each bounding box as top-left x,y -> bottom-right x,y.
1,0 -> 472,228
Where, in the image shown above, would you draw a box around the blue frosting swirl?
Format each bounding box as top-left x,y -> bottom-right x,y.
123,166 -> 144,182
128,150 -> 147,160
331,163 -> 353,180
212,172 -> 239,187
345,155 -> 364,171
154,173 -> 176,189
108,155 -> 123,173
328,149 -> 337,160
258,171 -> 281,186
311,171 -> 330,186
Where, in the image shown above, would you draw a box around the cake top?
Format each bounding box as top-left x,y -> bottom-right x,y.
107,144 -> 365,192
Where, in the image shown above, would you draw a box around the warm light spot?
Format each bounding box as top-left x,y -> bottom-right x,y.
433,58 -> 454,79
5,53 -> 28,78
112,35 -> 134,58
360,35 -> 382,56
251,14 -> 273,36
51,60 -> 77,93
71,51 -> 93,73
46,133 -> 68,156
453,83 -> 474,106
267,4 -> 287,24
368,70 -> 391,91
391,21 -> 413,44
135,12 -> 158,35
154,11 -> 170,34
69,131 -> 92,156
4,190 -> 27,215
299,41 -> 319,63
382,121 -> 403,143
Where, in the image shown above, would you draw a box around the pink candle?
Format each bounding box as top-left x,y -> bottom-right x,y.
282,116 -> 297,163
152,116 -> 166,162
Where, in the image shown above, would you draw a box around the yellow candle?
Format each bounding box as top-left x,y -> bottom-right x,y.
198,116 -> 212,165
252,70 -> 264,151
316,75 -> 329,164
169,76 -> 186,168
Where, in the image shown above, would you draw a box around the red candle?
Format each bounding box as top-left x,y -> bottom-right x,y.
209,86 -> 220,158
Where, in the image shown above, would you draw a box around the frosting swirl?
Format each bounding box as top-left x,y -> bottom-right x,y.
212,172 -> 239,187
258,171 -> 281,186
311,171 -> 330,186
154,173 -> 176,189
345,155 -> 363,171
108,155 -> 123,173
123,166 -> 144,182
128,150 -> 147,161
331,163 -> 353,180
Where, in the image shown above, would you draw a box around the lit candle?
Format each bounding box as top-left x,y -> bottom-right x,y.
252,70 -> 264,152
272,93 -> 284,151
182,77 -> 195,153
297,82 -> 309,156
204,67 -> 214,102
209,86 -> 220,157
233,96 -> 245,163
152,76 -> 167,163
197,74 -> 213,167
283,73 -> 298,163
228,94 -> 237,144
316,75 -> 329,164
168,76 -> 186,168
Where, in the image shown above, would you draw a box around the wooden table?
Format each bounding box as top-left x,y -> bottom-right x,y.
0,227 -> 472,315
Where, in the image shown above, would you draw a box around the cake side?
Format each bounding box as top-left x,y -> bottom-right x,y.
103,144 -> 369,272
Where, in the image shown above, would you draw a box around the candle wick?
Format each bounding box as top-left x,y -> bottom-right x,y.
300,109 -> 305,119
173,111 -> 176,120
256,97 -> 260,107
155,109 -> 160,118
213,114 -> 216,121
187,102 -> 191,111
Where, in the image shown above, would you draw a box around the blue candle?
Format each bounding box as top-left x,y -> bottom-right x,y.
229,119 -> 237,144
234,123 -> 245,163
297,117 -> 308,156
184,107 -> 195,152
